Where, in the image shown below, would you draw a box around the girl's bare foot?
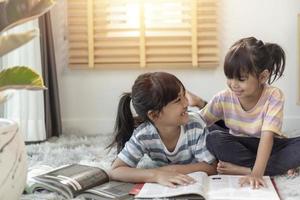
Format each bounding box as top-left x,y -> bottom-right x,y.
217,161 -> 251,175
287,169 -> 298,177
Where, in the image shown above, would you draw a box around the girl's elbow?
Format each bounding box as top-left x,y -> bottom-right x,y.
108,168 -> 118,180
108,165 -> 125,181
111,160 -> 137,177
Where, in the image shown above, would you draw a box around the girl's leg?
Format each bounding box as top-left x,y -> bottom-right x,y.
207,131 -> 300,176
206,130 -> 259,168
217,161 -> 251,175
265,136 -> 300,176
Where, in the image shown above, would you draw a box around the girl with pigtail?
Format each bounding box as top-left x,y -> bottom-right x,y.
187,37 -> 300,189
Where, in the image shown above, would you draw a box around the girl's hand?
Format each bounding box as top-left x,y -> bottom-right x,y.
239,131 -> 273,189
154,170 -> 195,188
185,90 -> 207,109
239,174 -> 267,189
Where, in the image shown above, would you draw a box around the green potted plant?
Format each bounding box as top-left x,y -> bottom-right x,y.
0,0 -> 56,199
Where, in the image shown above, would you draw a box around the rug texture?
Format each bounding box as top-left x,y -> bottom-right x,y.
21,135 -> 300,200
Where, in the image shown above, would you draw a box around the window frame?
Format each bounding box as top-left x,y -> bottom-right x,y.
67,0 -> 219,69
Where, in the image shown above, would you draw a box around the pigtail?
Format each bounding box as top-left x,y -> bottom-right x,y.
265,43 -> 286,84
107,92 -> 135,153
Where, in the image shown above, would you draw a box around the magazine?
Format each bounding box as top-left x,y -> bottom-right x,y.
135,172 -> 280,200
25,164 -> 134,199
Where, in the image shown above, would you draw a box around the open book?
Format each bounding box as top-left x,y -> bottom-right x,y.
135,172 -> 280,200
25,164 -> 134,199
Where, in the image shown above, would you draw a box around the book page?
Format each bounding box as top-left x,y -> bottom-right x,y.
35,164 -> 109,197
25,165 -> 55,194
135,171 -> 208,199
26,179 -> 72,199
34,177 -> 74,198
81,181 -> 134,198
207,175 -> 280,200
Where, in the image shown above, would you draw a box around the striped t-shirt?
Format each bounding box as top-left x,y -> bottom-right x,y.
118,112 -> 215,167
200,85 -> 284,137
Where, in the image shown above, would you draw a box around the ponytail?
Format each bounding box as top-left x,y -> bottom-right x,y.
107,92 -> 135,153
265,43 -> 286,84
108,72 -> 184,153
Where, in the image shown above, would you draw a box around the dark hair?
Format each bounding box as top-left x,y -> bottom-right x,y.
224,37 -> 285,84
107,72 -> 185,153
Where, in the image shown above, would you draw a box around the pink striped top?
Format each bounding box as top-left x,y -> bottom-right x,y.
200,85 -> 284,137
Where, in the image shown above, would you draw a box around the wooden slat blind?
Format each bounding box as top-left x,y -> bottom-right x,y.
67,0 -> 219,69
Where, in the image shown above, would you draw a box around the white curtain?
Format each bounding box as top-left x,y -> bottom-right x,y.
2,20 -> 46,142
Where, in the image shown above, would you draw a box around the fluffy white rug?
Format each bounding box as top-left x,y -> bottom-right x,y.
21,135 -> 300,200
21,135 -> 116,200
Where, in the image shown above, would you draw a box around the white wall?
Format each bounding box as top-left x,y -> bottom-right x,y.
51,0 -> 300,136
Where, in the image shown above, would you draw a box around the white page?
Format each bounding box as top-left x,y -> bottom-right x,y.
207,175 -> 280,200
135,171 -> 208,198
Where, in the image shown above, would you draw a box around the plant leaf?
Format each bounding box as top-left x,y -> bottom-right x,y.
0,0 -> 56,33
0,29 -> 38,56
0,66 -> 47,91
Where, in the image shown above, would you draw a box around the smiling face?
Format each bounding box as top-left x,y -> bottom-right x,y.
150,87 -> 189,128
227,72 -> 265,101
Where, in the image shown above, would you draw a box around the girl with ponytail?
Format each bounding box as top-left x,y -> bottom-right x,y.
108,72 -> 216,187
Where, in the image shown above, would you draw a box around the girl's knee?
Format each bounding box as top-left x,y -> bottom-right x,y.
206,131 -> 222,149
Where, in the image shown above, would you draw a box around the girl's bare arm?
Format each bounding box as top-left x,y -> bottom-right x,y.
109,158 -> 196,187
185,90 -> 207,109
158,161 -> 217,175
240,131 -> 274,188
253,131 -> 274,176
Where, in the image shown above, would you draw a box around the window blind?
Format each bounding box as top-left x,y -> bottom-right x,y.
67,0 -> 219,69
